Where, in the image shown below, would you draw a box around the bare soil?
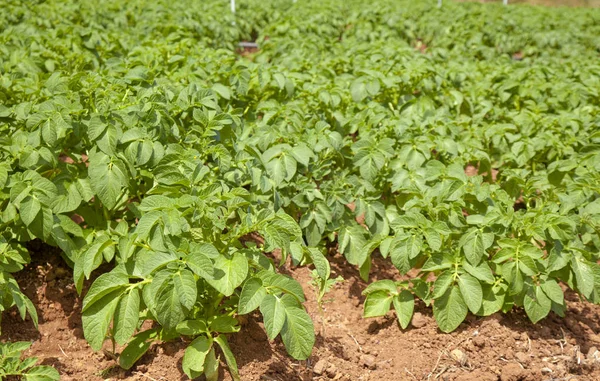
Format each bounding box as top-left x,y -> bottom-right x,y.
2,247 -> 600,381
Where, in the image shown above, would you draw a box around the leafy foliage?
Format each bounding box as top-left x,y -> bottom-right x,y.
1,0 -> 600,378
0,341 -> 59,380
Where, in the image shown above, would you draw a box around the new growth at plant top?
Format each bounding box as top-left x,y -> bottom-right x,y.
1,0 -> 600,379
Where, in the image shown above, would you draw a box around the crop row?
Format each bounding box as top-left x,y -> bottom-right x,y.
1,0 -> 599,379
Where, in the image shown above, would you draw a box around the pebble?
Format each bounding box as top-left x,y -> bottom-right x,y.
473,336 -> 486,348
325,363 -> 338,378
313,359 -> 327,375
360,354 -> 377,370
450,349 -> 468,366
411,312 -> 427,328
515,351 -> 530,365
587,346 -> 599,362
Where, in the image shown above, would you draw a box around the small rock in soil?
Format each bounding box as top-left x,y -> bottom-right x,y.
360,354 -> 377,370
411,312 -> 427,328
313,359 -> 327,375
473,336 -> 486,348
325,363 -> 337,378
451,349 -> 469,366
587,346 -> 599,362
500,363 -> 525,381
515,351 -> 530,365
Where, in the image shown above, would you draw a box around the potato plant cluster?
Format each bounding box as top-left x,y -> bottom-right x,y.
1,0 -> 599,379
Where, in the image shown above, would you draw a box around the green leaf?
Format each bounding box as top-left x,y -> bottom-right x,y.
280,305 -> 315,360
186,251 -> 214,280
113,288 -> 141,345
524,286 -> 552,324
260,294 -> 286,339
119,329 -> 158,370
306,247 -> 330,280
392,290 -> 414,329
82,289 -> 124,351
424,228 -> 443,251
176,320 -> 207,336
214,336 -> 240,381
338,225 -> 368,266
477,283 -> 507,316
363,279 -> 398,295
182,336 -> 212,378
457,273 -> 483,314
20,196 -> 41,226
363,290 -> 393,318
22,365 -> 60,381
463,260 -> 495,284
28,207 -> 54,240
432,271 -> 453,299
209,316 -> 240,333
540,279 -> 564,305
155,272 -> 191,330
174,269 -> 197,310
571,255 -> 595,299
459,228 -> 492,264
206,252 -> 248,297
433,286 -> 468,333
238,278 -> 267,315
88,151 -> 128,210
204,348 -> 219,381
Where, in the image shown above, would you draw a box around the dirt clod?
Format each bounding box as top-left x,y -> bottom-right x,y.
314,359 -> 328,375
501,363 -> 526,381
411,312 -> 427,328
451,349 -> 469,366
360,354 -> 377,370
515,351 -> 530,365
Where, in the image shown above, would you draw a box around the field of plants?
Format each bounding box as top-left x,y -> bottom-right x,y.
1,0 -> 600,380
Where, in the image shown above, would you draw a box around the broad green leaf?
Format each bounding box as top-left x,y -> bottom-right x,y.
88,151 -> 128,210
433,286 -> 468,333
119,329 -> 157,370
214,336 -> 240,381
571,256 -> 595,299
82,289 -> 124,351
524,286 -> 552,324
113,288 -> 141,345
457,273 -> 483,314
338,225 -> 368,266
363,290 -> 393,318
392,290 -> 414,329
176,320 -> 207,336
82,268 -> 129,313
281,305 -> 315,360
260,294 -> 286,339
174,269 -> 197,310
209,316 -> 240,333
23,365 -> 60,381
432,271 -> 453,299
182,336 -> 212,378
477,283 -> 507,316
155,273 -> 190,330
206,252 -> 248,296
459,228 -> 491,264
238,278 -> 267,315
540,279 -> 564,305
204,348 -> 219,381
20,196 -> 41,226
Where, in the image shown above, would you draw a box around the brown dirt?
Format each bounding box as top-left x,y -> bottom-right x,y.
2,248 -> 600,381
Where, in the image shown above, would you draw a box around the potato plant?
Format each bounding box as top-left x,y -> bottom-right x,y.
0,0 -> 600,378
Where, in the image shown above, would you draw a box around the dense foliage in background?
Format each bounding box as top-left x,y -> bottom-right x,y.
1,0 -> 600,378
